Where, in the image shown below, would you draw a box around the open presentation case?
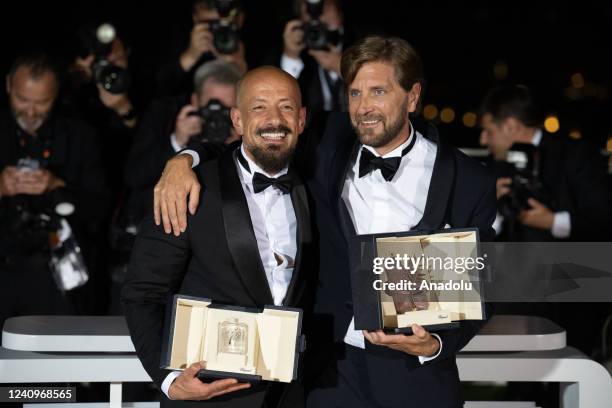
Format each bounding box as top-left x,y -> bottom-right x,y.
351,228 -> 486,334
161,295 -> 305,383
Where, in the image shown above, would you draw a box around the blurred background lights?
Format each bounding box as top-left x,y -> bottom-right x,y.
544,115 -> 560,133
462,112 -> 478,128
440,107 -> 456,123
569,129 -> 582,140
423,104 -> 438,120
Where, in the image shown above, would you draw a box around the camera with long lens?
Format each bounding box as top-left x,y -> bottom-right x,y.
188,99 -> 233,144
208,0 -> 241,55
497,148 -> 552,220
302,0 -> 342,50
0,174 -> 88,291
79,23 -> 130,94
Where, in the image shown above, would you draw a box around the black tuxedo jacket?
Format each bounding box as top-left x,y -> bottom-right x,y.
124,95 -> 187,190
121,149 -> 314,408
303,112 -> 496,407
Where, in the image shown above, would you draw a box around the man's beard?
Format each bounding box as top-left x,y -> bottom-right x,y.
12,108 -> 47,135
248,125 -> 295,174
353,97 -> 409,148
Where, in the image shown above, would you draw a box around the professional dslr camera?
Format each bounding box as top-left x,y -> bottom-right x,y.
496,147 -> 552,220
302,0 -> 342,50
0,166 -> 88,291
77,23 -> 130,94
188,99 -> 233,144
207,0 -> 241,55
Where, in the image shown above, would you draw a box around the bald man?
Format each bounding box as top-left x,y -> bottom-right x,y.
121,66 -> 314,408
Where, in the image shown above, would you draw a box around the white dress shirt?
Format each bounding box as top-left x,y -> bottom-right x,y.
492,129 -> 571,238
162,145 -> 297,398
234,145 -> 297,306
341,124 -> 443,363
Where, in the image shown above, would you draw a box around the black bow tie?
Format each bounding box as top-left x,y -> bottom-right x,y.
252,172 -> 293,194
358,134 -> 417,181
236,147 -> 293,194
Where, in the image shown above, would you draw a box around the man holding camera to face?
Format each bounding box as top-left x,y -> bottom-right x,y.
63,22 -> 141,211
479,84 -> 611,242
280,0 -> 348,114
126,60 -> 241,198
156,0 -> 247,98
0,54 -> 107,325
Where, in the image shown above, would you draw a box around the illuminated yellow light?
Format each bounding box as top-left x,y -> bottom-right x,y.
462,112 -> 477,128
569,129 -> 582,140
571,73 -> 585,89
440,108 -> 455,123
423,104 -> 438,120
544,116 -> 560,133
607,137 -> 612,153
493,61 -> 509,80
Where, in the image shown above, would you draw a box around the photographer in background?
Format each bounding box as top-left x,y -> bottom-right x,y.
0,54 -> 107,326
126,59 -> 241,204
63,22 -> 139,202
479,84 -> 611,242
155,0 -> 247,98
280,0 -> 348,114
61,23 -> 143,315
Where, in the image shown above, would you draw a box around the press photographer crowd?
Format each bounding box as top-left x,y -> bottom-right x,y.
0,0 -> 611,407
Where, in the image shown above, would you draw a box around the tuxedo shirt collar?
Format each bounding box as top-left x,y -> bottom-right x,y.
237,144 -> 290,191
354,121 -> 416,177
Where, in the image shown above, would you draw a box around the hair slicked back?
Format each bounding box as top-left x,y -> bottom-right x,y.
341,35 -> 424,95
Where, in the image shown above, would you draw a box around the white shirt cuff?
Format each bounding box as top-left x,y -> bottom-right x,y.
170,133 -> 184,153
179,149 -> 200,168
280,54 -> 304,79
418,333 -> 442,364
551,211 -> 571,239
493,212 -> 504,236
161,371 -> 182,399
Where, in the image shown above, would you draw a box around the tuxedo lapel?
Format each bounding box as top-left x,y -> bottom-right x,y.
218,150 -> 274,306
331,137 -> 360,241
284,168 -> 311,306
414,123 -> 456,231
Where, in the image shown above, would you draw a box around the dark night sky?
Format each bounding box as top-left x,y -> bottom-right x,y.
0,0 -> 610,147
